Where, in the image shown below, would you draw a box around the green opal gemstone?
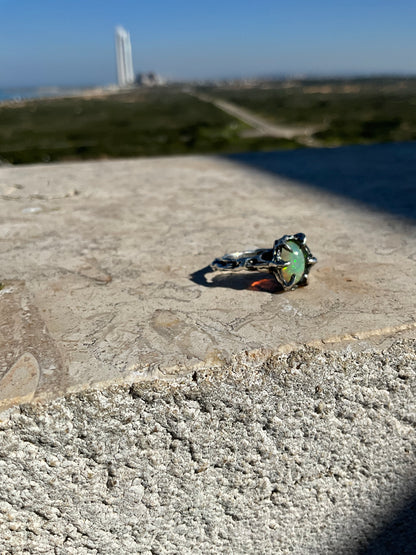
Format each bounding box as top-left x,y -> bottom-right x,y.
281,240 -> 306,285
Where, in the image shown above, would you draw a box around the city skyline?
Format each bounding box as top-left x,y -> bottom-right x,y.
0,0 -> 416,88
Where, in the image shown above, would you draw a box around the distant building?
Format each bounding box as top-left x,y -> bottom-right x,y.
136,72 -> 166,87
115,26 -> 134,87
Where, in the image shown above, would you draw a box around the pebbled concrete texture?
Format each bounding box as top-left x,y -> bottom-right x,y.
0,339 -> 415,554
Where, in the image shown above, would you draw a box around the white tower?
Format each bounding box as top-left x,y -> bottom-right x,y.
115,26 -> 134,87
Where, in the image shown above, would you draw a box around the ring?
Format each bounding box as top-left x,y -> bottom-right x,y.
211,233 -> 317,291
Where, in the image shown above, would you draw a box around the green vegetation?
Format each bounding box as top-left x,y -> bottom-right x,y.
1,78 -> 415,165
204,77 -> 416,146
0,88 -> 297,165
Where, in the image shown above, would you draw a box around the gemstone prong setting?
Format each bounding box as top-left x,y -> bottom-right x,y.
271,233 -> 317,291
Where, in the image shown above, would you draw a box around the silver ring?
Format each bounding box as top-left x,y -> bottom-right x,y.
211,233 -> 317,291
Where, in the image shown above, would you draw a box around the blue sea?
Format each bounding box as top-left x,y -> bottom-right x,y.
0,86 -> 87,102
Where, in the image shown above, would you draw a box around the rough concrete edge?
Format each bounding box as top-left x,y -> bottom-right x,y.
0,321 -> 414,417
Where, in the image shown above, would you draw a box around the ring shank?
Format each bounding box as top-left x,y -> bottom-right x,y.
211,248 -> 273,272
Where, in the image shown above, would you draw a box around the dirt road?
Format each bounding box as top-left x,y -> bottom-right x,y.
191,91 -> 317,142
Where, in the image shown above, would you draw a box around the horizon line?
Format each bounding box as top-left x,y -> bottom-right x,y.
2,72 -> 416,91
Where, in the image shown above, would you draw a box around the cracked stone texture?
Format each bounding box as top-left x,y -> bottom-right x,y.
0,340 -> 415,554
0,151 -> 416,406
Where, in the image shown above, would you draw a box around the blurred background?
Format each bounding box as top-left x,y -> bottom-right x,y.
0,0 -> 415,165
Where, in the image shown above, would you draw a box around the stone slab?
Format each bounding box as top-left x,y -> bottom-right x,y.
0,147 -> 415,405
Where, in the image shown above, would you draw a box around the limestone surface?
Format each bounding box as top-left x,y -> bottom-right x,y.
0,148 -> 415,406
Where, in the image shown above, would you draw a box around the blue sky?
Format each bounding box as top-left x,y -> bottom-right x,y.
0,0 -> 415,87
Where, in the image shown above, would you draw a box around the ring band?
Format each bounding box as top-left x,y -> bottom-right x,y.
211,233 -> 317,291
